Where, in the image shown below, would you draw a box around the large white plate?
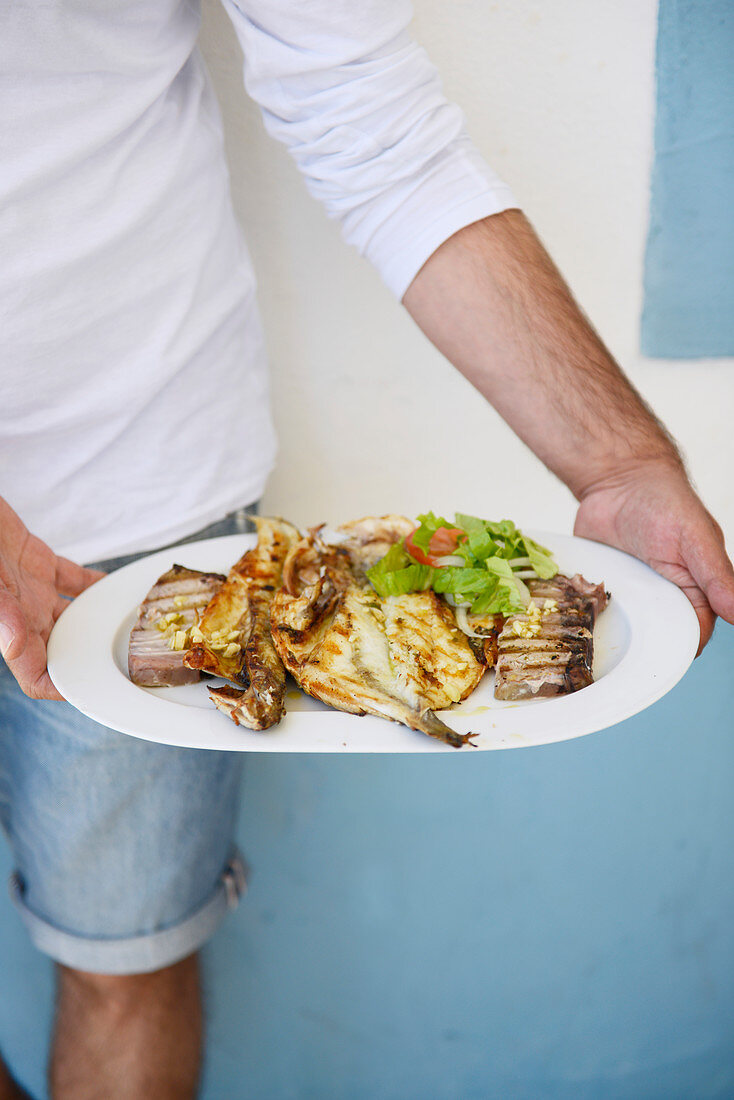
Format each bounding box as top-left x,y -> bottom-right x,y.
47,532 -> 699,753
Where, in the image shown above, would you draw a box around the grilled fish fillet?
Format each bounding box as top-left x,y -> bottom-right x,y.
270,527 -> 484,748
494,573 -> 609,701
333,514 -> 416,578
128,565 -> 225,687
185,516 -> 299,729
381,592 -> 485,708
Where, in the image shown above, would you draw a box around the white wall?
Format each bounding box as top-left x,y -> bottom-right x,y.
200,0 -> 734,545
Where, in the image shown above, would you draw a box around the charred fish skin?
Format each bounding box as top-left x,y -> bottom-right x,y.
128,565 -> 225,688
207,587 -> 288,730
461,613 -> 504,669
185,516 -> 299,730
493,574 -> 609,702
281,529 -> 354,599
270,526 -> 479,748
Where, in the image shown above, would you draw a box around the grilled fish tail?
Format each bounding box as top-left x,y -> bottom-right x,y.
403,709 -> 476,749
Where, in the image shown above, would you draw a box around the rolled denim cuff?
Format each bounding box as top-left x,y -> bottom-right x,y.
9,851 -> 247,975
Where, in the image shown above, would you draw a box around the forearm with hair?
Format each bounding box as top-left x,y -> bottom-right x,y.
402,210 -> 681,499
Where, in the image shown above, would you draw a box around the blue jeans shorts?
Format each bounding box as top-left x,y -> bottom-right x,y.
0,507 -> 256,975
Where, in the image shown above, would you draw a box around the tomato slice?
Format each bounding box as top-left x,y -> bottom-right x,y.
428,526 -> 465,558
405,526 -> 465,566
405,529 -> 432,565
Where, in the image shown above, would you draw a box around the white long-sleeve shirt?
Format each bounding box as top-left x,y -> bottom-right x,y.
0,0 -> 516,563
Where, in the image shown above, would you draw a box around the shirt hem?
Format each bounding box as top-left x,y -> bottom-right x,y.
58,474 -> 271,565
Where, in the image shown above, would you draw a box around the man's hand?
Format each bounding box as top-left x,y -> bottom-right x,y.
403,210 -> 734,651
575,460 -> 734,654
0,497 -> 104,700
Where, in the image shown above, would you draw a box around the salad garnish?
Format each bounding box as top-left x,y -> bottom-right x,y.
366,512 -> 558,618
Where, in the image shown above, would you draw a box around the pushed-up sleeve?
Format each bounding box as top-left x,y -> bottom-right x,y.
220,0 -> 518,298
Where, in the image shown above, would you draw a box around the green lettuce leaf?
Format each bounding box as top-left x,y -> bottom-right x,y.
524,536 -> 558,579
366,564 -> 435,598
367,541 -> 410,574
465,526 -> 497,561
366,541 -> 434,597
432,567 -> 495,599
483,556 -> 531,608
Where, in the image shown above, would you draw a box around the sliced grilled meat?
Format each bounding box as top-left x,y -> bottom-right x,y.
494,574 -> 609,701
527,574 -> 608,624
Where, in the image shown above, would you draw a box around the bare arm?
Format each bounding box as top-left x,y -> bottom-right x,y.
0,497 -> 103,699
403,209 -> 734,651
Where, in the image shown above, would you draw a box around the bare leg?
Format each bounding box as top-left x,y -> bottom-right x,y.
0,1055 -> 33,1100
50,954 -> 202,1100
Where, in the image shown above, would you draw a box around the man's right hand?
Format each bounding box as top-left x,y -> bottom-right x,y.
0,497 -> 104,700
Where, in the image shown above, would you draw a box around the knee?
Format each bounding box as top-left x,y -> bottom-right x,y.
57,953 -> 199,1019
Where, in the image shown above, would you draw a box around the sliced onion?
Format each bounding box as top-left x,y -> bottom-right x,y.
454,603 -> 491,638
433,554 -> 466,567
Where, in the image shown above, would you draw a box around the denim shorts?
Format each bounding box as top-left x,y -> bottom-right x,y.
0,507 -> 256,975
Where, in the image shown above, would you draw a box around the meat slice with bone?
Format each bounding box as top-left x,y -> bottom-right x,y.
128,565 -> 226,687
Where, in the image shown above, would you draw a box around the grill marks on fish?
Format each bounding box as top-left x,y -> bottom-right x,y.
382,592 -> 484,708
494,573 -> 609,701
270,527 -> 483,748
185,516 -> 299,729
128,565 -> 226,687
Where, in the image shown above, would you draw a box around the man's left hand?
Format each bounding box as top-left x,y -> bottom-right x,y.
574,459 -> 734,654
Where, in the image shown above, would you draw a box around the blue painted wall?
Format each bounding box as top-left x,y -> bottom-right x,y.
2,623 -> 734,1098
642,0 -> 734,358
